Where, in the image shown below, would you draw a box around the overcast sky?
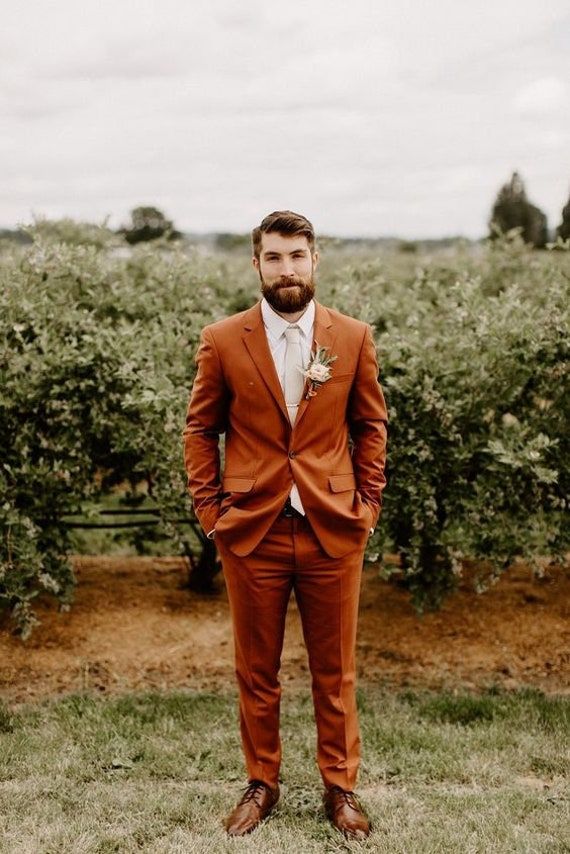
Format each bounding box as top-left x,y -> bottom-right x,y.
1,1 -> 569,238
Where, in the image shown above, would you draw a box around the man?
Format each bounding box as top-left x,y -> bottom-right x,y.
183,210 -> 388,840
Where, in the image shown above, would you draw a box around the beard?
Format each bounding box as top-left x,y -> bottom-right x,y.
260,274 -> 316,313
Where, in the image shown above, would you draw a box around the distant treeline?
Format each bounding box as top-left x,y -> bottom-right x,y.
2,171 -> 569,249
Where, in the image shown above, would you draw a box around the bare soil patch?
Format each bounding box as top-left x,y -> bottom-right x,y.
1,557 -> 568,706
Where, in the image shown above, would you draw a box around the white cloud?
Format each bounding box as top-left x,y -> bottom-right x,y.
1,0 -> 569,237
513,77 -> 567,115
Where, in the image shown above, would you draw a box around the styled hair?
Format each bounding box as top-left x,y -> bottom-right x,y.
252,210 -> 315,259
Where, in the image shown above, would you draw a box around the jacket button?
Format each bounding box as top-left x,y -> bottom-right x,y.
288,451 -> 296,459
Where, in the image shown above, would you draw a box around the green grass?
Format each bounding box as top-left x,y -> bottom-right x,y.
1,687 -> 568,853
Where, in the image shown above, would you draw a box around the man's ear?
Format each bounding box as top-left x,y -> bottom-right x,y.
252,255 -> 259,271
312,250 -> 320,269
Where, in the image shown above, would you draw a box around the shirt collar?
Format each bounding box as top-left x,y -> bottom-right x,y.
261,297 -> 315,343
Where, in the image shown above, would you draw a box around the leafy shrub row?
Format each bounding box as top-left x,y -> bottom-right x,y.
1,225 -> 568,635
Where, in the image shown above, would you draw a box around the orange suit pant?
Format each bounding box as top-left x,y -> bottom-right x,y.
215,512 -> 365,791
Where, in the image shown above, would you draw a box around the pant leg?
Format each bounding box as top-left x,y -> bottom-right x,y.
215,523 -> 294,788
292,526 -> 365,791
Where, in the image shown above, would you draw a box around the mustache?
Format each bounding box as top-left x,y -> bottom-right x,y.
272,278 -> 305,289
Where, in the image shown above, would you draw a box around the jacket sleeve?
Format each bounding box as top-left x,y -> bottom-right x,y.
347,324 -> 388,529
182,327 -> 229,535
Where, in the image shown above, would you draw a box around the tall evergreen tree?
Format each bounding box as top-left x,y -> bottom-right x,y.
488,172 -> 548,248
556,190 -> 570,241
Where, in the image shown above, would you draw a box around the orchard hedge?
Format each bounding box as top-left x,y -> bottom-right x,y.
1,224 -> 568,636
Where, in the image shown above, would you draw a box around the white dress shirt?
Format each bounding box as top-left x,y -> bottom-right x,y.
261,297 -> 314,514
260,298 -> 314,397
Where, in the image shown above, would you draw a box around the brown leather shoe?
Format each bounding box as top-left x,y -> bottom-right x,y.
324,785 -> 371,840
223,780 -> 280,836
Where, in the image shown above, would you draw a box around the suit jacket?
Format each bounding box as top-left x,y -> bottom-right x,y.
183,300 -> 388,558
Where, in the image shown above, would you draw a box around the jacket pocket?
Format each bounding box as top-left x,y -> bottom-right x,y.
327,372 -> 353,384
222,477 -> 256,493
328,473 -> 357,492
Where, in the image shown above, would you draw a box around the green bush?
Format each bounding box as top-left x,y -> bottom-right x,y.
1,226 -> 568,635
0,235 -> 229,636
374,269 -> 568,609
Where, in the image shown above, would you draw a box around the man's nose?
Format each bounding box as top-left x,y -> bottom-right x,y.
279,260 -> 296,277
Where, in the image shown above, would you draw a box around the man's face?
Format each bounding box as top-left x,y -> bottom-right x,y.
253,232 -> 319,313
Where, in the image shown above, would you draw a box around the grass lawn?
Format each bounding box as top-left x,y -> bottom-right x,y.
1,686 -> 568,853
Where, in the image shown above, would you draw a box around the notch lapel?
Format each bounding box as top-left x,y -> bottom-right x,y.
242,303 -> 289,424
294,302 -> 337,430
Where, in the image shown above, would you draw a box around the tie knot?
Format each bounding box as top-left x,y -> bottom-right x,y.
285,325 -> 300,343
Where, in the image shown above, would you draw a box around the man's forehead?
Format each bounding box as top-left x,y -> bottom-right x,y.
260,232 -> 311,254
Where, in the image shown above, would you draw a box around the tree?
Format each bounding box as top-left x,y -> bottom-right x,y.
556,190 -> 570,241
488,172 -> 548,248
121,206 -> 181,245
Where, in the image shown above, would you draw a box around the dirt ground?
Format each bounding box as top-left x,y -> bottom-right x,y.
1,556 -> 569,706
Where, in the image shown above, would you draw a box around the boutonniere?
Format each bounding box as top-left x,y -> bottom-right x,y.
302,343 -> 338,399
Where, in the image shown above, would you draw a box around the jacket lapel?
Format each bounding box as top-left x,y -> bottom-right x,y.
242,300 -> 338,430
294,302 -> 337,430
242,303 -> 289,423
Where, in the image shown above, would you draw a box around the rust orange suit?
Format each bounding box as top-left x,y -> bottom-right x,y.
183,300 -> 388,791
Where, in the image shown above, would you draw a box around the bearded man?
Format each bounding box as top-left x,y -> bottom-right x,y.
183,210 -> 388,840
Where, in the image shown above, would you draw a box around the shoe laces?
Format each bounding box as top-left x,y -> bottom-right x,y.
331,786 -> 360,812
239,780 -> 269,808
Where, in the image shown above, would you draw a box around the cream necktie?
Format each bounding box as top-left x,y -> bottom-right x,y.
284,324 -> 305,514
284,325 -> 304,424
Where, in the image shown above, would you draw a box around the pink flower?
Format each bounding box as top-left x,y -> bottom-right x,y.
302,343 -> 338,399
306,363 -> 331,383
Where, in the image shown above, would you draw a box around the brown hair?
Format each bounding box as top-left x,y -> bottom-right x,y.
252,210 -> 315,259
